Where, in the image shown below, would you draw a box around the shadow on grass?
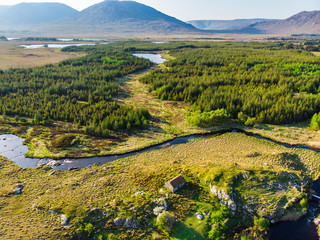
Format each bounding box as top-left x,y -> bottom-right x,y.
171,221 -> 206,240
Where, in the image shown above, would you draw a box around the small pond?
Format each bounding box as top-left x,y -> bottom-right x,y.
133,53 -> 167,64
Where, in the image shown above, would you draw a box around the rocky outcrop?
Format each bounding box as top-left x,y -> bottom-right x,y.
153,198 -> 168,216
210,185 -> 237,211
113,218 -> 125,227
113,217 -> 139,229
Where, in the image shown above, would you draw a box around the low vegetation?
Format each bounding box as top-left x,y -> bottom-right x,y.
0,133 -> 319,239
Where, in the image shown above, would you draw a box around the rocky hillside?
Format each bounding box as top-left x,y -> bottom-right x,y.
188,19 -> 275,31
237,11 -> 320,34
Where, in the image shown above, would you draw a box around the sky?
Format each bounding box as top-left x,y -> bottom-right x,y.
0,0 -> 319,21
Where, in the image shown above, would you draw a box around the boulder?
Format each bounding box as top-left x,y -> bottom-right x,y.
123,218 -> 139,229
113,218 -> 125,227
155,198 -> 168,210
153,206 -> 165,216
133,191 -> 145,197
59,214 -> 69,227
196,212 -> 204,220
13,184 -> 24,195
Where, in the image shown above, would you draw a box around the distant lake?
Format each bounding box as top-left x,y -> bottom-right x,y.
133,53 -> 167,64
20,42 -> 108,49
152,41 -> 168,44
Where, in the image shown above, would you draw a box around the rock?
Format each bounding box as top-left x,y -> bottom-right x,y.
133,191 -> 145,197
236,171 -> 249,179
72,183 -> 80,186
48,210 -> 61,214
251,152 -> 260,157
153,206 -> 165,216
48,171 -> 56,176
91,208 -> 100,212
155,198 -> 168,210
159,188 -> 166,194
47,160 -> 62,168
228,200 -> 237,211
32,204 -> 37,209
59,214 -> 69,227
196,212 -> 204,220
13,184 -> 24,195
314,218 -> 320,226
113,218 -> 125,227
123,218 -> 139,229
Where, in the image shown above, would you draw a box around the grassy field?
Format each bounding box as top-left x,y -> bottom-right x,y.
0,41 -> 85,70
0,132 -> 318,239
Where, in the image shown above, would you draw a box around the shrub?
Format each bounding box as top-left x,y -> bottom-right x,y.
187,109 -> 230,127
241,235 -> 253,240
310,113 -> 320,131
51,134 -> 76,148
254,217 -> 269,231
156,211 -> 175,230
299,198 -> 308,212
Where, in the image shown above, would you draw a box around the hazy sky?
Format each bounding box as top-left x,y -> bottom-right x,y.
0,0 -> 319,21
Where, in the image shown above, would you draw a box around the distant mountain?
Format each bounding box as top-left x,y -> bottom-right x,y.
0,3 -> 78,27
188,19 -> 276,31
43,0 -> 200,35
237,11 -> 320,34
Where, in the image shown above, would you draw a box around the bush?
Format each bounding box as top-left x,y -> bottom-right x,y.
299,198 -> 308,212
51,134 -> 76,148
241,235 -> 253,240
310,113 -> 320,131
254,217 -> 269,231
187,109 -> 230,127
156,211 -> 175,230
238,112 -> 256,126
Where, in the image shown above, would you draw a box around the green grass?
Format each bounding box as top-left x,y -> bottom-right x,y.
171,202 -> 213,240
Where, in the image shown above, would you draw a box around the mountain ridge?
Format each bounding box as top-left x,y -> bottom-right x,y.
45,0 -> 200,35
235,10 -> 320,34
0,2 -> 78,27
188,19 -> 277,31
